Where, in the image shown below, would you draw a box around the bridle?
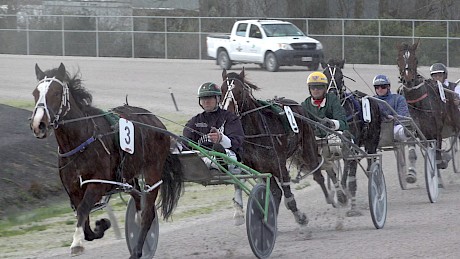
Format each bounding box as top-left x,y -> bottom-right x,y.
32,77 -> 70,129
222,76 -> 252,117
399,48 -> 417,86
324,65 -> 343,94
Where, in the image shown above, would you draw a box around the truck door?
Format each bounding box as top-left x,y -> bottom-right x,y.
229,22 -> 248,61
242,24 -> 264,62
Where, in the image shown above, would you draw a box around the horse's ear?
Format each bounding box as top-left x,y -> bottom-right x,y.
35,63 -> 45,80
222,68 -> 227,80
57,63 -> 66,80
339,59 -> 345,69
240,67 -> 245,79
395,42 -> 402,51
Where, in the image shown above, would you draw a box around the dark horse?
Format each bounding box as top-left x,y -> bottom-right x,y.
221,68 -> 340,225
396,42 -> 460,169
322,58 -> 382,216
30,63 -> 184,259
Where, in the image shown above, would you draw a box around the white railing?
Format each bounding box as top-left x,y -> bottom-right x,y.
0,15 -> 459,66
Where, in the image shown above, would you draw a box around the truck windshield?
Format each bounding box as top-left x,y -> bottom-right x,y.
262,24 -> 305,37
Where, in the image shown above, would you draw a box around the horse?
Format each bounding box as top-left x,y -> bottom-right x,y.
322,58 -> 382,216
221,68 -> 344,225
396,41 -> 460,170
30,63 -> 184,259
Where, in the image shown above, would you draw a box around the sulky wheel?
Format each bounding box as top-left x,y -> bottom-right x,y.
125,197 -> 159,259
395,145 -> 408,190
425,142 -> 439,203
246,183 -> 277,259
450,135 -> 460,174
368,161 -> 387,229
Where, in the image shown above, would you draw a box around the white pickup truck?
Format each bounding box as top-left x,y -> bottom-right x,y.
207,19 -> 324,72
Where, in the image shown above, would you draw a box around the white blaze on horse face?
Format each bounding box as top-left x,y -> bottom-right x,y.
31,107 -> 44,129
32,80 -> 51,126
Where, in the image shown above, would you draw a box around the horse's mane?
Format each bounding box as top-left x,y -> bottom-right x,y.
226,72 -> 260,91
43,67 -> 94,111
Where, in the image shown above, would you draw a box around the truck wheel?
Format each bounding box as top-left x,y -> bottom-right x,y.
217,50 -> 232,70
265,52 -> 279,72
308,62 -> 319,71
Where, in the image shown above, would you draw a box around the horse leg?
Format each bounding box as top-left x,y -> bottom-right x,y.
313,171 -> 335,206
436,136 -> 445,188
325,166 -> 348,207
346,160 -> 363,217
70,186 -> 111,256
270,177 -> 282,215
280,171 -> 308,225
233,182 -> 245,226
407,144 -> 418,183
130,190 -> 159,259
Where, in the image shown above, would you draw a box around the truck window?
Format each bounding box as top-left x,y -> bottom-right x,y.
235,23 -> 248,37
249,25 -> 262,39
262,24 -> 305,37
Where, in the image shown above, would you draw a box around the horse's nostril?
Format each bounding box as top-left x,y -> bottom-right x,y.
39,122 -> 46,130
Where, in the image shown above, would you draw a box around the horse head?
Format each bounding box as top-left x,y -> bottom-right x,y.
31,63 -> 71,138
220,67 -> 259,116
322,58 -> 346,97
396,41 -> 419,87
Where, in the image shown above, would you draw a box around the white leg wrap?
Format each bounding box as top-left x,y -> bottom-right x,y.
234,188 -> 243,207
70,227 -> 84,248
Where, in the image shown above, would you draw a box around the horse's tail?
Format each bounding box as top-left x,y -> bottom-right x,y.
159,153 -> 184,220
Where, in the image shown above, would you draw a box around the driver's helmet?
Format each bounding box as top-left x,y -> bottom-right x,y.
430,63 -> 448,77
307,72 -> 328,88
373,74 -> 391,86
197,82 -> 222,98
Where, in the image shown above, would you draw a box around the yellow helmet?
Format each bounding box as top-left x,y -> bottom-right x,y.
307,72 -> 328,86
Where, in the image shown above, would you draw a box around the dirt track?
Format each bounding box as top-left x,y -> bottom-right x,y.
1,55 -> 460,259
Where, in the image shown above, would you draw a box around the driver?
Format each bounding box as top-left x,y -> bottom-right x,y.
301,71 -> 348,137
430,63 -> 460,106
183,82 -> 246,226
373,74 -> 417,184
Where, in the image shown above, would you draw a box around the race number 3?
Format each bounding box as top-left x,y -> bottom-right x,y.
119,118 -> 134,154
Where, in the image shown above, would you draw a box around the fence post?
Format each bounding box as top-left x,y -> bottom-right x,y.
26,14 -> 30,55
96,16 -> 99,57
378,20 -> 381,65
61,15 -> 65,56
164,17 -> 168,59
131,16 -> 134,58
198,17 -> 202,60
447,21 -> 449,67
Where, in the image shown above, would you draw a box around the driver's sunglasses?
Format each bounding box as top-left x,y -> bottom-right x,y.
309,85 -> 326,90
374,85 -> 389,89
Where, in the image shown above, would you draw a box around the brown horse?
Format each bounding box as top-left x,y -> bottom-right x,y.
396,42 -> 460,169
30,63 -> 184,259
221,68 -> 341,225
322,58 -> 382,217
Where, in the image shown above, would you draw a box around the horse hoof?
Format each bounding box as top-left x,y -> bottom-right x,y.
294,212 -> 309,225
337,191 -> 348,206
96,218 -> 111,231
346,209 -> 363,217
437,161 -> 448,169
234,215 -> 245,226
71,246 -> 84,257
406,169 -> 417,184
